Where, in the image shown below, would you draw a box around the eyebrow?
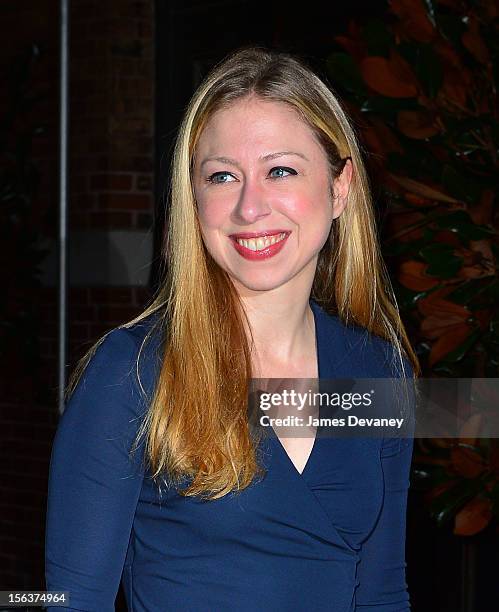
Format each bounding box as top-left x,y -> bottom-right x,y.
199,151 -> 309,169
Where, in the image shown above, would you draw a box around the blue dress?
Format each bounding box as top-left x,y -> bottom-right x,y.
45,298 -> 414,611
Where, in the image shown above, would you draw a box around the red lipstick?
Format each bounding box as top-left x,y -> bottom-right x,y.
229,230 -> 291,261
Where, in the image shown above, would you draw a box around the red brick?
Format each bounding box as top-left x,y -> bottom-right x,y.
40,338 -> 55,357
135,173 -> 152,190
90,173 -> 133,191
138,20 -> 153,37
72,1 -> 103,22
40,287 -> 57,302
97,304 -> 141,323
0,0 -> 155,590
90,286 -> 133,304
134,286 -> 153,306
89,211 -> 133,228
136,212 -> 153,229
89,323 -> 117,338
72,193 -> 97,210
69,322 -> 90,343
68,344 -> 94,366
98,192 -> 151,210
132,156 -> 153,172
71,305 -> 96,322
70,287 -> 90,304
0,505 -> 28,523
88,138 -> 110,153
70,174 -> 88,193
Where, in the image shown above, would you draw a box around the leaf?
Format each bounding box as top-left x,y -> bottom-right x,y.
425,479 -> 459,502
419,243 -> 463,278
434,0 -> 461,8
431,229 -> 462,248
434,38 -> 462,70
426,438 -> 455,450
451,444 -> 487,478
360,96 -> 420,113
447,278 -> 494,305
397,110 -> 441,138
392,283 -> 426,309
459,414 -> 484,447
423,287 -> 468,320
385,210 -> 427,243
398,260 -> 440,291
333,20 -> 367,62
454,496 -> 492,535
418,310 -> 464,340
388,173 -> 459,202
412,467 -> 441,483
365,117 -> 404,153
364,18 -> 393,57
399,41 -> 443,98
435,211 -> 495,241
469,189 -> 494,225
326,52 -> 367,95
490,491 -> 499,520
427,323 -> 475,365
422,0 -> 437,27
360,55 -> 419,98
441,166 -> 484,206
389,0 -> 436,42
432,327 -> 481,365
429,477 -> 483,527
438,68 -> 470,110
462,16 -> 490,65
490,450 -> 499,477
436,13 -> 466,48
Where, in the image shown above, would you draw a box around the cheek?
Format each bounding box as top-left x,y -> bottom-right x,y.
284,184 -> 332,224
292,186 -> 333,246
195,194 -> 228,231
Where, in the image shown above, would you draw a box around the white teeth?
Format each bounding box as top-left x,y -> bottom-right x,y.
236,232 -> 287,251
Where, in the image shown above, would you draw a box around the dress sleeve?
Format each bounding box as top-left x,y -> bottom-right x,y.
45,328 -> 147,612
355,436 -> 414,610
355,356 -> 416,610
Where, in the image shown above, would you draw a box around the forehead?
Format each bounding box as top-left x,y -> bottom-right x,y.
195,97 -> 321,154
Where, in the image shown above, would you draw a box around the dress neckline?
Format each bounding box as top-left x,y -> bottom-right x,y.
269,298 -> 323,478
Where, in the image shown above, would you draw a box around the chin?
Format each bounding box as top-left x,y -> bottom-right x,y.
229,272 -> 293,294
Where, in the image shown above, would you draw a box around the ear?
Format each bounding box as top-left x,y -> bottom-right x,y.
332,158 -> 353,220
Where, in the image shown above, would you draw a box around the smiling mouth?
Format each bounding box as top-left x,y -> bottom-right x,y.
233,232 -> 287,252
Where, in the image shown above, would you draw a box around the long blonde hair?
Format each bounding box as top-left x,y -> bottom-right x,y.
67,46 -> 420,501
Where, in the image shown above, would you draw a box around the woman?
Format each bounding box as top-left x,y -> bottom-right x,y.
45,46 -> 419,611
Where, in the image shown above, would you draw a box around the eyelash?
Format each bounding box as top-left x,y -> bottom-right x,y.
206,166 -> 297,184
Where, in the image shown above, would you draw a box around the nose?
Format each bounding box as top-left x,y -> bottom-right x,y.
231,175 -> 272,224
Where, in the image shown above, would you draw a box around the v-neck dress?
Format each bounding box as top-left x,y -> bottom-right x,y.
45,299 -> 415,611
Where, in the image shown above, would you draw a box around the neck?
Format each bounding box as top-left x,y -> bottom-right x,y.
238,290 -> 316,374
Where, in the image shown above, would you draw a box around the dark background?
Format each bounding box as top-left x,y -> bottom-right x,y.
0,1 -> 497,611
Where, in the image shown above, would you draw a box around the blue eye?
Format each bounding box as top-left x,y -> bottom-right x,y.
269,166 -> 297,179
207,172 -> 236,184
206,166 -> 297,184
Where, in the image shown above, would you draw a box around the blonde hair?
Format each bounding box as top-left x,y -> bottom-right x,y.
66,46 -> 420,501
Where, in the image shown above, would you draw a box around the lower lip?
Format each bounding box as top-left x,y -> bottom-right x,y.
230,234 -> 290,260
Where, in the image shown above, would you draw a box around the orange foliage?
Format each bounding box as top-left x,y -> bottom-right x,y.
462,16 -> 490,64
416,288 -> 476,365
454,496 -> 493,535
397,110 -> 442,139
360,52 -> 419,98
399,261 -> 439,291
450,445 -> 487,478
389,0 -> 436,42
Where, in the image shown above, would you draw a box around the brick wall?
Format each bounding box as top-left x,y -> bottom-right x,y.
0,0 -> 156,599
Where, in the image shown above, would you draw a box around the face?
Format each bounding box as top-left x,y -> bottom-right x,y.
192,96 -> 352,297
